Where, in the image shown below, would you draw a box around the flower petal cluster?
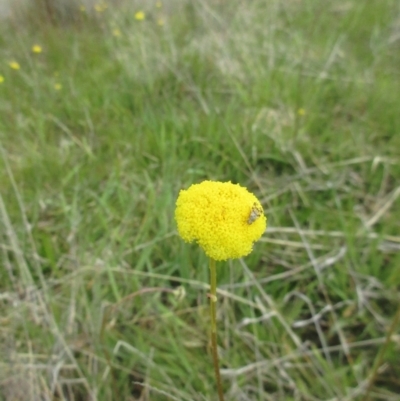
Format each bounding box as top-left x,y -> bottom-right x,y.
9,61 -> 20,70
32,45 -> 42,54
134,11 -> 145,20
175,180 -> 266,261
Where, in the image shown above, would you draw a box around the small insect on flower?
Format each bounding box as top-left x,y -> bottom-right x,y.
247,203 -> 263,225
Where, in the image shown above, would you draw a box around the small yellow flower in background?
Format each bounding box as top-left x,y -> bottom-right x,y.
297,108 -> 306,116
95,3 -> 108,12
0,75 -> 4,83
32,45 -> 42,54
156,1 -> 162,8
175,181 -> 266,261
9,61 -> 20,70
112,28 -> 121,37
54,83 -> 62,90
79,5 -> 86,12
157,18 -> 165,26
135,11 -> 145,20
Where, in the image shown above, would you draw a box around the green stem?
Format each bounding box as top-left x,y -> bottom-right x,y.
209,257 -> 225,401
363,302 -> 400,401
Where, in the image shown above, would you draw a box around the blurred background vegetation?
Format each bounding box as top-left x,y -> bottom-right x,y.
0,0 -> 399,400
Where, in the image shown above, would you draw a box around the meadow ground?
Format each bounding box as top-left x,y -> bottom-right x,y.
0,0 -> 400,400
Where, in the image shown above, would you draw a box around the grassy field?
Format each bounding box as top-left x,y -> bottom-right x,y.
1,0 -> 400,400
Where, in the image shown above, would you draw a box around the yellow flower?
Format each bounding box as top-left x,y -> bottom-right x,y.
9,61 -> 20,70
112,28 -> 121,37
156,1 -> 162,8
0,75 -> 4,83
95,3 -> 108,12
79,5 -> 86,12
54,83 -> 62,90
157,18 -> 165,26
32,45 -> 42,53
135,11 -> 145,20
175,181 -> 266,261
297,108 -> 306,116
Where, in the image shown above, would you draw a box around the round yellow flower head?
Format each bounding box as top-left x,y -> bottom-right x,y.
175,181 -> 267,261
32,45 -> 42,54
134,11 -> 145,20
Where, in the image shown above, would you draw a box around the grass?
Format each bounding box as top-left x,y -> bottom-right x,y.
0,0 -> 400,399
